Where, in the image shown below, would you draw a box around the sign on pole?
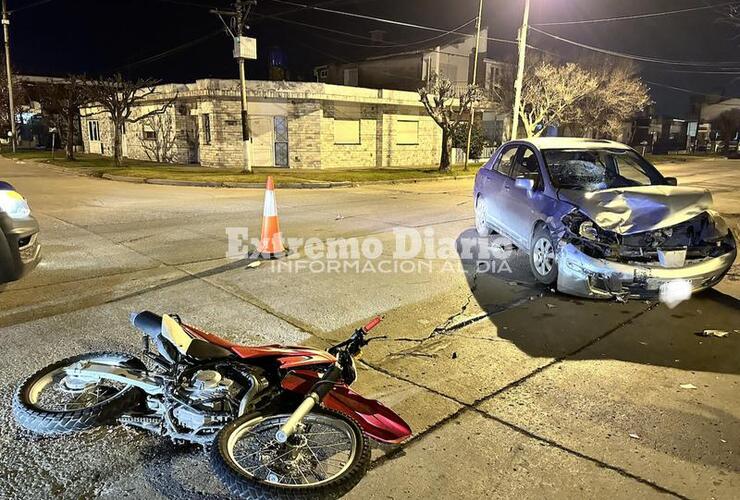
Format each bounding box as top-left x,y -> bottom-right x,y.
233,36 -> 257,60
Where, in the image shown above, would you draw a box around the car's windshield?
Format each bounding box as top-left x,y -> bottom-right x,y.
541,148 -> 666,191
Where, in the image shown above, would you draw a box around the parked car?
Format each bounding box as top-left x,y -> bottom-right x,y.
0,181 -> 40,284
473,137 -> 737,299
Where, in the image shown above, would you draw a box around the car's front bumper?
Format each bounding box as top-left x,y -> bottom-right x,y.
556,241 -> 737,299
0,213 -> 41,283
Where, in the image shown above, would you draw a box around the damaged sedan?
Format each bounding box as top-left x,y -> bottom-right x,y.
474,137 -> 736,299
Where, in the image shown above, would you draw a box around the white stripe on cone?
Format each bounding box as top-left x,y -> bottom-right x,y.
263,190 -> 277,217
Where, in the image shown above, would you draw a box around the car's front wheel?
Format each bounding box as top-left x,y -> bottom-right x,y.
529,225 -> 558,285
475,197 -> 492,237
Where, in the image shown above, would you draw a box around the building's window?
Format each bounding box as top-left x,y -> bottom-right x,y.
202,114 -> 211,144
396,120 -> 419,145
343,68 -> 358,86
334,119 -> 361,145
88,120 -> 100,141
142,123 -> 156,141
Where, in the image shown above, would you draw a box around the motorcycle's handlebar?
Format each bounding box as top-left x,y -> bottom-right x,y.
328,316 -> 383,357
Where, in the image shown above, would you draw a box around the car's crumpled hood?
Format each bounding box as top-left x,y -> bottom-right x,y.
557,186 -> 713,235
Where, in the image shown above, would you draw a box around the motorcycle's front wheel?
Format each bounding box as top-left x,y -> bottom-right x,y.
212,408 -> 370,500
13,351 -> 146,435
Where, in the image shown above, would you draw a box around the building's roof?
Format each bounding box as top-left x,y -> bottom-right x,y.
517,137 -> 631,150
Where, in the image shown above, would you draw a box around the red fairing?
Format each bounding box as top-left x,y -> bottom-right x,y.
282,371 -> 412,444
183,324 -> 336,370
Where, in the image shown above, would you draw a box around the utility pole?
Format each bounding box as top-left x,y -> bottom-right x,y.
463,0 -> 484,171
234,0 -> 252,173
212,1 -> 257,173
510,0 -> 530,141
2,0 -> 15,153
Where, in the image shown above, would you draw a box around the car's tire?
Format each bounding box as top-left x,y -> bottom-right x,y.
475,196 -> 493,237
212,407 -> 370,500
13,352 -> 146,436
529,225 -> 558,285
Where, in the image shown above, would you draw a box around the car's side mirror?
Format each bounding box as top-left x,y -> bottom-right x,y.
515,177 -> 535,191
665,177 -> 678,186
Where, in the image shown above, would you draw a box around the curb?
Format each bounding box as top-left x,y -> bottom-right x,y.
6,156 -> 476,189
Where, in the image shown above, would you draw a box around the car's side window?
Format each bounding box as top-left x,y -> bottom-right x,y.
492,146 -> 519,176
510,147 -> 542,188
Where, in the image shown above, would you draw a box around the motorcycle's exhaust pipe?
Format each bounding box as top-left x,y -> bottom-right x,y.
275,365 -> 342,443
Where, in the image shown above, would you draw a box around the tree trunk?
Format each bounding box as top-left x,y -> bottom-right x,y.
65,111 -> 75,161
113,122 -> 123,167
439,127 -> 452,172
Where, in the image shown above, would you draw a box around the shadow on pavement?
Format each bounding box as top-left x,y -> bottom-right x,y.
457,228 -> 740,375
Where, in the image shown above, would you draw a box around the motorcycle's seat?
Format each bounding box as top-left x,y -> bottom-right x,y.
131,310 -> 233,362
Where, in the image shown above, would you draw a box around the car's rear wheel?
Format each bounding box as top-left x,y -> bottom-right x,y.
529,225 -> 558,285
475,197 -> 492,237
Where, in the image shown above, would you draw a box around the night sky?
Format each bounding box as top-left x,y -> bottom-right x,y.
8,0 -> 740,117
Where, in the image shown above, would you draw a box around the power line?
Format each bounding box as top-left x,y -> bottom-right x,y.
531,26 -> 740,67
264,0 -> 519,46
8,0 -> 58,14
646,80 -> 738,99
534,1 -> 739,26
115,29 -> 224,71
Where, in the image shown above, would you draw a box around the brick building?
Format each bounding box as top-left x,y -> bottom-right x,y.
79,79 -> 443,169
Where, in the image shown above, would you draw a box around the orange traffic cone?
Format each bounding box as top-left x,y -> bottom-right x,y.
257,176 -> 287,259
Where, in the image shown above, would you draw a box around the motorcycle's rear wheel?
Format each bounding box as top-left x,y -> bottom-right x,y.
13,352 -> 145,435
211,408 -> 370,500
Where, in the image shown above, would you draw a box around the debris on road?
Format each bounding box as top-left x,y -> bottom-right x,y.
246,261 -> 262,268
628,433 -> 640,439
546,303 -> 556,309
335,214 -> 345,220
451,351 -> 458,359
679,383 -> 698,390
696,329 -> 731,338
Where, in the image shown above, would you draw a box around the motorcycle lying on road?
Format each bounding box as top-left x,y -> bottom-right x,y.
13,311 -> 411,499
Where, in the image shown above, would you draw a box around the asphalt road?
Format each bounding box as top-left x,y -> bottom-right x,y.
0,156 -> 738,499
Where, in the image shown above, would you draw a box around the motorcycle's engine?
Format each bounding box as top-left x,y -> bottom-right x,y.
171,368 -> 244,432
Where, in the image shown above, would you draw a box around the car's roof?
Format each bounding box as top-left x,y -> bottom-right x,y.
514,137 -> 632,151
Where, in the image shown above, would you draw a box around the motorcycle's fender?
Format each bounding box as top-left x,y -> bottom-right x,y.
282,370 -> 412,444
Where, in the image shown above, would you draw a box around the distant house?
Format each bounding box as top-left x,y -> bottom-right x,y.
313,27 -> 511,145
79,79 -> 443,169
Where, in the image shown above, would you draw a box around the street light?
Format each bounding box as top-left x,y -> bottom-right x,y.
510,0 -> 531,140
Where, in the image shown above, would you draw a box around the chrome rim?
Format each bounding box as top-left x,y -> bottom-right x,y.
533,237 -> 555,276
475,199 -> 487,234
27,354 -> 130,412
226,414 -> 358,487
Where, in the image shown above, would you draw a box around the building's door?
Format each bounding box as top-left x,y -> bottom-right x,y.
87,120 -> 103,154
274,116 -> 288,167
250,116 -> 274,166
185,116 -> 199,164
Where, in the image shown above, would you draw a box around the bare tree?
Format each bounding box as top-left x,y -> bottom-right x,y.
36,75 -> 88,160
517,61 -> 599,138
561,61 -> 651,139
710,109 -> 740,151
419,73 -> 482,172
138,109 -> 177,163
0,56 -> 25,141
83,73 -> 174,166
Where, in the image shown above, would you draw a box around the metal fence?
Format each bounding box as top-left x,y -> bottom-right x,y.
452,146 -> 495,164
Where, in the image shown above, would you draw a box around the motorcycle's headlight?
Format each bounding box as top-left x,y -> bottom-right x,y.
0,190 -> 31,219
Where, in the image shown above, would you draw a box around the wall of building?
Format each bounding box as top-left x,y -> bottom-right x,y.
79,80 -> 443,170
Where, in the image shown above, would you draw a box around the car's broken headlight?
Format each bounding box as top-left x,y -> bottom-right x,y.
0,190 -> 31,219
562,210 -> 618,246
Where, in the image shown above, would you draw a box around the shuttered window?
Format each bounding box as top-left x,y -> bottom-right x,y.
396,120 -> 419,145
334,119 -> 361,145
